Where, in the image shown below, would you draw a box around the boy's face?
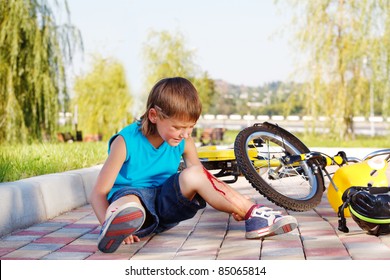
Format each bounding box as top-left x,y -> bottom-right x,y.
156,117 -> 196,146
149,107 -> 197,146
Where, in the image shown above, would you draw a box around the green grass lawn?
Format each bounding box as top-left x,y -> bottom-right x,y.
0,142 -> 107,182
1,130 -> 388,183
222,130 -> 390,148
289,133 -> 390,148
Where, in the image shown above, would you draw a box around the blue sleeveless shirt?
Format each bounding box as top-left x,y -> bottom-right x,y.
106,122 -> 185,200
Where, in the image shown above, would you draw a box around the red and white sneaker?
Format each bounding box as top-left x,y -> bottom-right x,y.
245,205 -> 298,239
97,202 -> 145,253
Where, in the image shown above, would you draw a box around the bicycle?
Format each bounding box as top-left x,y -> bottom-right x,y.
198,122 -> 390,214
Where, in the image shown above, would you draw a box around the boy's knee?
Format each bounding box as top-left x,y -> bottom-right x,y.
180,165 -> 204,188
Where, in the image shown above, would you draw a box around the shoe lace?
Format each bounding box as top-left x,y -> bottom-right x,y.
251,207 -> 282,218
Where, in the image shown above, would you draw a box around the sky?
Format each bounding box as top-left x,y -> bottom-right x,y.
65,0 -> 295,96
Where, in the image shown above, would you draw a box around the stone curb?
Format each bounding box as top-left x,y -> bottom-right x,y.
0,165 -> 102,237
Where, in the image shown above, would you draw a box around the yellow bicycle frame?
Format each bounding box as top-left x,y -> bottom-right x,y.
197,145 -> 389,217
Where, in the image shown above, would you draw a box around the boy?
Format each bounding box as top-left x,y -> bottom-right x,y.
90,77 -> 297,253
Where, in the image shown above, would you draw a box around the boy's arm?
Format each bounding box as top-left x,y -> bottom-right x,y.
182,136 -> 202,168
89,136 -> 126,224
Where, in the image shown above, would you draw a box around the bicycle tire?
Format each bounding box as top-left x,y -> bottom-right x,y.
234,122 -> 324,211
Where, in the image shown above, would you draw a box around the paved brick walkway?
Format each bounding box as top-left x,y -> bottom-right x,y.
1,177 -> 390,260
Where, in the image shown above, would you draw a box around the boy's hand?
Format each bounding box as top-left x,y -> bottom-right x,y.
123,234 -> 140,244
232,212 -> 244,221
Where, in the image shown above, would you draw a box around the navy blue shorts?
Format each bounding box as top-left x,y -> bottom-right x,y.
108,173 -> 206,238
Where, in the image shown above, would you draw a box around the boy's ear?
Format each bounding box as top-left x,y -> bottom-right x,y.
148,108 -> 158,123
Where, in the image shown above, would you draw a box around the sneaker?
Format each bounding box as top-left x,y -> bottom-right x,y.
97,202 -> 145,253
245,205 -> 297,239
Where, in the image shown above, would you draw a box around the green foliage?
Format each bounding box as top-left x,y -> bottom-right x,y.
142,30 -> 196,91
141,29 -> 216,114
288,0 -> 390,140
0,0 -> 81,143
72,56 -> 132,141
192,72 -> 216,113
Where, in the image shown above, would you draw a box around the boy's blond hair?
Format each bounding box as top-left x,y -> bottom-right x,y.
140,77 -> 202,136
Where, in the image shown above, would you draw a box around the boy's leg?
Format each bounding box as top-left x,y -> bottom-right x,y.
98,194 -> 145,253
156,173 -> 206,229
105,195 -> 142,219
179,165 -> 298,238
179,165 -> 253,218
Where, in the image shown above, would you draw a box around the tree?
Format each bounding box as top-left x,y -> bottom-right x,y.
141,29 -> 215,115
0,0 -> 80,143
72,56 -> 132,141
288,0 -> 390,140
192,72 -> 216,114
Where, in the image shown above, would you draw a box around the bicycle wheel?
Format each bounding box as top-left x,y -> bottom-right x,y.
234,122 -> 324,211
